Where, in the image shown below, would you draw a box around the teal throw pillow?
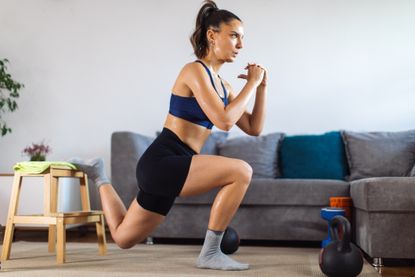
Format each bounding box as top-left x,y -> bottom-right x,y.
279,131 -> 348,180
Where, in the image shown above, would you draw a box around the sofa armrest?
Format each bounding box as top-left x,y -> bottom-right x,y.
111,131 -> 154,207
350,177 -> 415,212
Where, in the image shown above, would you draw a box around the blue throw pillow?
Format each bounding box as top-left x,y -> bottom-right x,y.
279,131 -> 348,180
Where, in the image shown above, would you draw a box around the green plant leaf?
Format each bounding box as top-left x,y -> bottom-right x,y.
0,58 -> 24,137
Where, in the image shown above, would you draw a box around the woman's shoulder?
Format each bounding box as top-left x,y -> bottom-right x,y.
178,61 -> 206,78
172,61 -> 205,92
182,60 -> 204,71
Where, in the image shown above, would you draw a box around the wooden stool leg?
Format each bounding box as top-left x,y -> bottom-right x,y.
96,214 -> 107,255
45,174 -> 59,253
79,174 -> 91,211
56,218 -> 66,264
1,174 -> 23,261
48,226 -> 56,253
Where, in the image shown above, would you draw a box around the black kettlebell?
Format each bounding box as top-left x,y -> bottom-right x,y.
220,227 -> 240,254
319,215 -> 363,277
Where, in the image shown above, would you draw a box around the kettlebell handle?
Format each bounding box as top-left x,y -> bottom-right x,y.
329,215 -> 351,251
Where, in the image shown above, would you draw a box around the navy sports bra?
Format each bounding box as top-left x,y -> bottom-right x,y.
169,60 -> 228,129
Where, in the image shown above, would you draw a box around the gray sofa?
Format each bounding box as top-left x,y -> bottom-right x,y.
111,129 -> 415,264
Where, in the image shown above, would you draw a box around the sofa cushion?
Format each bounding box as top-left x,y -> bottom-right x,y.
342,130 -> 415,180
217,133 -> 284,178
279,131 -> 348,180
350,177 -> 415,212
175,178 -> 350,206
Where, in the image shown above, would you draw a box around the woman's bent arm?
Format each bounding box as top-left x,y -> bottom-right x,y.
184,63 -> 263,131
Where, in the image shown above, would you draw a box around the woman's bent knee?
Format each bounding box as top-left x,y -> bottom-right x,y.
234,159 -> 253,184
114,235 -> 143,249
116,239 -> 135,249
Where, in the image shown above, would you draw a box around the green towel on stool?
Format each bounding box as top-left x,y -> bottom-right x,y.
13,161 -> 77,174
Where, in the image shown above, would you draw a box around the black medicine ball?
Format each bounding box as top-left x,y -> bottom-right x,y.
220,227 -> 240,254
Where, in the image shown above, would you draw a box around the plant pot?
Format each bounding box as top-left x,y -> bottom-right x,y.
30,154 -> 46,161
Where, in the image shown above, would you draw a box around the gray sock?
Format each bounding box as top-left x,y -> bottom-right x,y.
68,157 -> 111,188
196,229 -> 249,271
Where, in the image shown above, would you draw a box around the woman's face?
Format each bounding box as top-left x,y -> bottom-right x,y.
209,19 -> 244,62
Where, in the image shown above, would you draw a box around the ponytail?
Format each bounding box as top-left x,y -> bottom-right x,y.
190,0 -> 241,59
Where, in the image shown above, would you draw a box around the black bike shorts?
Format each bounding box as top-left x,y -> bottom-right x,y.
136,127 -> 197,216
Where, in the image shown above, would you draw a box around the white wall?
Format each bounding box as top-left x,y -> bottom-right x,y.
0,0 -> 414,175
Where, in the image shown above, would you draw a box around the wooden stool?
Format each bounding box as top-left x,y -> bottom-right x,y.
0,166 -> 107,264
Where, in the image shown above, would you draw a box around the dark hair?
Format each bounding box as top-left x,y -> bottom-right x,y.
190,0 -> 241,59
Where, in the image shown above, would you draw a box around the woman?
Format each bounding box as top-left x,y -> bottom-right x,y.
74,0 -> 267,271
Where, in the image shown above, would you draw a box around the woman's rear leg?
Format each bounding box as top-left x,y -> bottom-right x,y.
99,184 -> 165,249
71,158 -> 165,249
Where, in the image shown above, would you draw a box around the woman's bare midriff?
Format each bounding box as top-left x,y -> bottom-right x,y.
164,113 -> 212,154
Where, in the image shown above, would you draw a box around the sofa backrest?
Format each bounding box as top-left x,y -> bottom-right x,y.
341,130 -> 415,180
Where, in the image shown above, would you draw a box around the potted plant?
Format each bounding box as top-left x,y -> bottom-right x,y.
0,58 -> 24,136
22,141 -> 52,161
